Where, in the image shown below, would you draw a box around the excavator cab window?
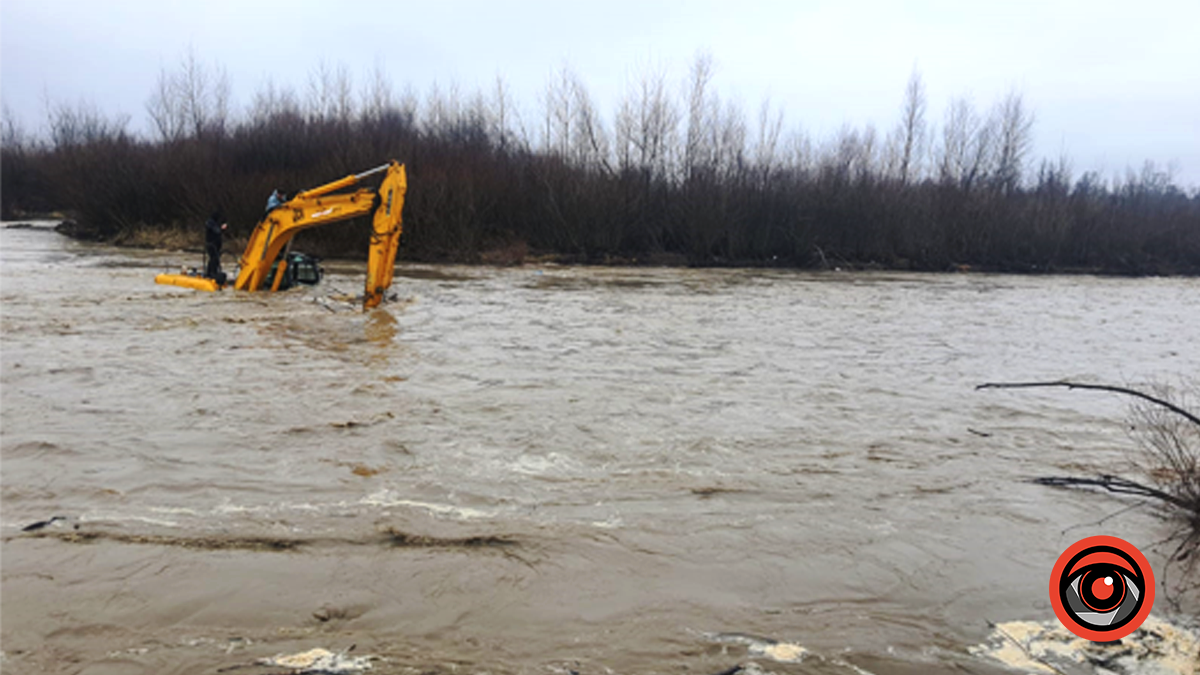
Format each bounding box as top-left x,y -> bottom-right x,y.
290,253 -> 323,285
262,252 -> 323,291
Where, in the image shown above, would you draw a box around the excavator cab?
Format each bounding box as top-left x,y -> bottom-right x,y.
154,160 -> 407,310
262,251 -> 323,291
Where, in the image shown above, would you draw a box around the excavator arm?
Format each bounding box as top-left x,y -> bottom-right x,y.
156,160 -> 408,309
232,161 -> 407,309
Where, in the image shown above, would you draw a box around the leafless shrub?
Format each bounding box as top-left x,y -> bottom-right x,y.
1129,385 -> 1200,587
979,380 -> 1200,601
46,98 -> 130,150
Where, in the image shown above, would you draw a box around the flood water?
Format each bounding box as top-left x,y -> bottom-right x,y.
2,222 -> 1198,674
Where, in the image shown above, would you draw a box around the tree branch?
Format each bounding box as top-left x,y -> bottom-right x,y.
1032,474 -> 1192,510
977,380 -> 1200,428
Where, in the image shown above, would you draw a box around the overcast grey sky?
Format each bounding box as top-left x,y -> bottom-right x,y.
3,0 -> 1198,185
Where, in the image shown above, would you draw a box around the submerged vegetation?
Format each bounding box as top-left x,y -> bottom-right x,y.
3,52 -> 1198,272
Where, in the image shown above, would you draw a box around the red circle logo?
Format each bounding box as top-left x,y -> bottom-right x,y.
1049,535 -> 1154,641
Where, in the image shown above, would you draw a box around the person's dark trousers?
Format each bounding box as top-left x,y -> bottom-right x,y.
206,243 -> 221,279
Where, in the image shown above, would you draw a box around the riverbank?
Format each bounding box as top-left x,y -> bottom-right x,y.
29,216 -> 1200,277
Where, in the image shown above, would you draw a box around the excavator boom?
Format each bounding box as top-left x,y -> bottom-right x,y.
157,161 -> 408,310
364,164 -> 407,309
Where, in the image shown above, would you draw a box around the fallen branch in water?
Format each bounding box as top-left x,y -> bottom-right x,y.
976,380 -> 1200,428
1031,474 -> 1191,511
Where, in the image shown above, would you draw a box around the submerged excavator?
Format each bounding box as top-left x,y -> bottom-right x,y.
155,160 -> 407,310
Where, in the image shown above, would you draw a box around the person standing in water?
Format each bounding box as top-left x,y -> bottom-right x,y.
204,211 -> 227,281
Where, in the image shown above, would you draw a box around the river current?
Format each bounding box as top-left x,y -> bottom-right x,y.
2,223 -> 1198,674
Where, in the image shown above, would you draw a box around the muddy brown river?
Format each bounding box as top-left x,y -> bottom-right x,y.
2,222 -> 1198,674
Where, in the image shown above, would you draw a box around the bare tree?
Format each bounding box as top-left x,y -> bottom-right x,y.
753,98 -> 785,185
614,63 -> 680,181
992,90 -> 1035,193
541,66 -> 575,158
570,74 -> 610,172
944,97 -> 997,192
537,66 -> 610,170
890,68 -> 927,184
179,48 -> 229,138
488,75 -> 519,151
714,99 -> 747,181
822,123 -> 878,183
937,96 -> 976,185
422,80 -> 463,137
398,84 -> 420,128
306,60 -> 354,123
360,59 -> 395,123
966,118 -> 997,191
146,68 -> 186,142
248,78 -> 301,126
858,124 -> 881,181
145,47 -> 230,141
47,98 -> 129,149
785,127 -> 815,176
683,50 -> 716,181
2,104 -> 27,151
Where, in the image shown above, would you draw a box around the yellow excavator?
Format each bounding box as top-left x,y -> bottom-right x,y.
155,160 -> 407,310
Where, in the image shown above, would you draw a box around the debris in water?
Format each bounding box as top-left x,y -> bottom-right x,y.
349,464 -> 384,477
21,516 -> 65,532
329,412 -> 394,429
706,633 -> 809,663
751,641 -> 808,663
971,615 -> 1199,674
312,604 -> 365,623
379,526 -> 517,548
254,647 -> 372,673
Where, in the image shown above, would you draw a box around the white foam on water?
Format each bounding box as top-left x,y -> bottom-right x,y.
78,513 -> 181,528
256,647 -> 373,673
750,641 -> 809,663
704,633 -> 810,664
590,515 -> 624,529
971,615 -> 1199,675
212,502 -> 264,515
359,490 -> 495,520
149,506 -> 200,515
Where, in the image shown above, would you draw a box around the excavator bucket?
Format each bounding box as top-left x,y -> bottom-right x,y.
363,162 -> 407,310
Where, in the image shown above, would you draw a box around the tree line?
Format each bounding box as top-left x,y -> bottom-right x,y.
3,51 -> 1198,273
